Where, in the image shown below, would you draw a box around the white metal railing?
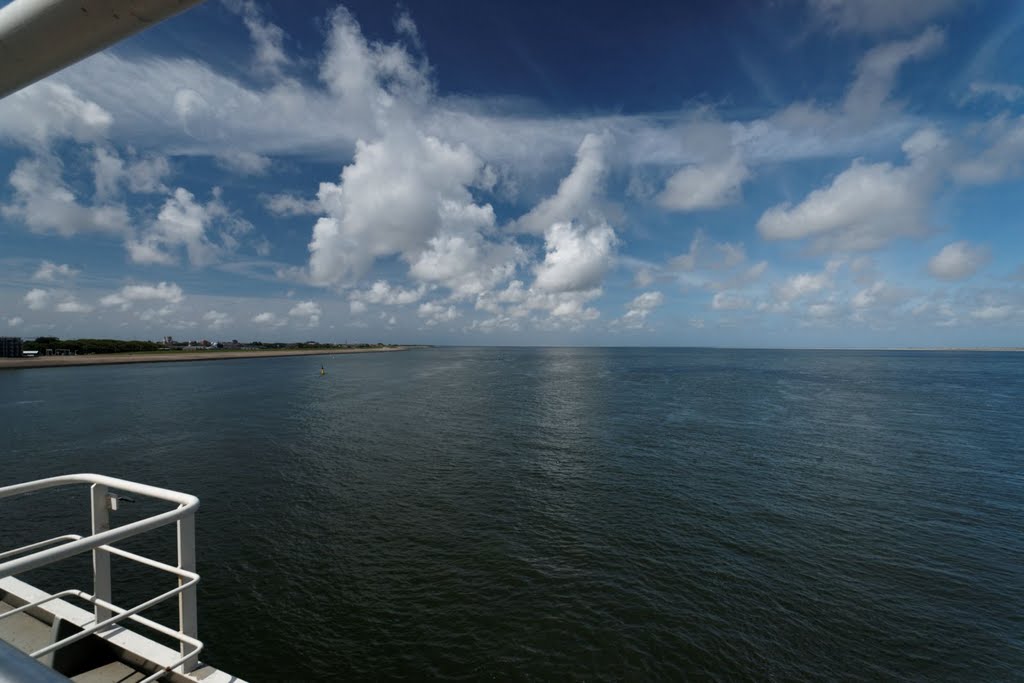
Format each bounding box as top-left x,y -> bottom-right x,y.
0,474 -> 202,679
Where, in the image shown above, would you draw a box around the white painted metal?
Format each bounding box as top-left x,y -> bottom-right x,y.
0,474 -> 204,676
0,473 -> 199,577
177,513 -> 198,672
90,483 -> 113,624
0,534 -> 78,562
0,0 -> 205,100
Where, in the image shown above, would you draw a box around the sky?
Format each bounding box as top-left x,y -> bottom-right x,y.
1,0 -> 1024,347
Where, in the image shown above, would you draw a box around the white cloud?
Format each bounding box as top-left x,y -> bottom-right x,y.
621,291 -> 664,328
100,282 -> 184,310
757,128 -> 946,250
349,281 -> 426,311
55,298 -> 93,314
263,193 -> 321,216
711,291 -> 751,311
227,0 -> 291,79
129,187 -> 251,266
928,241 -> 989,280
92,148 -> 172,199
308,130 -> 489,286
533,221 -> 617,293
671,229 -> 747,272
515,133 -> 609,235
6,317 -> 24,327
954,115 -> 1024,184
418,301 -> 459,325
203,310 -> 232,330
395,10 -> 421,47
658,154 -> 749,211
807,302 -> 838,319
807,0 -> 960,34
252,311 -> 285,327
963,81 -> 1024,104
0,82 -> 112,147
33,261 -> 78,282
843,27 -> 945,119
288,300 -> 321,326
216,151 -> 272,175
24,288 -> 50,310
3,155 -> 130,237
970,305 -> 1012,321
408,232 -> 523,299
776,261 -> 841,303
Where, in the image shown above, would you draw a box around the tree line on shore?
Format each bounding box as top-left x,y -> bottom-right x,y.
23,337 -> 399,354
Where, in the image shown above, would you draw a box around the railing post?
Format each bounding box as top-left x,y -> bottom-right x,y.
176,514 -> 198,672
89,484 -> 112,625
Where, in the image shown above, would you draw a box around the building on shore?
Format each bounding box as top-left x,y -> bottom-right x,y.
0,337 -> 23,358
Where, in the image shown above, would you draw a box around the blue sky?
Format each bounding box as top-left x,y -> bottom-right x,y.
2,0 -> 1024,347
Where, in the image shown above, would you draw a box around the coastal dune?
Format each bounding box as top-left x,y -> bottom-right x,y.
0,346 -> 411,370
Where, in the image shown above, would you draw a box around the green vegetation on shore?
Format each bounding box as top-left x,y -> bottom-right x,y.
22,337 -> 405,355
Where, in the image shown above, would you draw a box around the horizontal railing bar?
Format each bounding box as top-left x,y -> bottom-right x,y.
30,576 -> 198,658
0,474 -> 198,578
0,474 -> 205,677
0,474 -> 197,507
101,544 -> 198,581
74,593 -> 202,649
0,588 -> 81,623
0,588 -> 203,650
0,535 -> 80,562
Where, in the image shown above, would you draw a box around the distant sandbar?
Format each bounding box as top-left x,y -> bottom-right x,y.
0,346 -> 412,370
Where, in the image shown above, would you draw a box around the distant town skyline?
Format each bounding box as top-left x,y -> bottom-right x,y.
2,0 -> 1024,347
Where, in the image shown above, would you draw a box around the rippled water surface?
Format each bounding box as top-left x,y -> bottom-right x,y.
2,348 -> 1023,680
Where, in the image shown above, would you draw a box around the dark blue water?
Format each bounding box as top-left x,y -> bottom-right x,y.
2,348 -> 1022,680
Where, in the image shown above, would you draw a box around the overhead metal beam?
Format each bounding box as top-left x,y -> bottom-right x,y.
0,0 -> 205,100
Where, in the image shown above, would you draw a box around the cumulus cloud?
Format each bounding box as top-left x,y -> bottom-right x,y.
216,151 -> 272,175
534,222 -> 617,293
928,241 -> 989,280
408,233 -> 523,299
671,229 -> 747,272
970,304 -> 1013,321
776,261 -> 841,303
92,148 -> 170,199
55,298 -> 93,314
516,133 -> 609,235
288,300 -> 321,326
308,130 -> 490,286
620,291 -> 664,328
807,0 -> 960,34
711,291 -> 751,311
0,82 -> 112,147
3,155 -> 130,237
263,193 -> 321,216
757,128 -> 947,250
658,154 -> 749,211
418,301 -> 459,326
33,261 -> 78,282
348,281 -> 426,313
24,288 -> 50,310
6,317 -> 24,327
100,282 -> 184,310
128,187 -> 252,266
226,0 -> 291,79
203,310 -> 232,330
252,311 -> 285,327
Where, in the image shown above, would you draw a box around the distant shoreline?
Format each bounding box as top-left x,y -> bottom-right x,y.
0,346 -> 414,370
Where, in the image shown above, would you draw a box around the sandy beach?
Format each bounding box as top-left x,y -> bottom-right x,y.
0,346 -> 412,370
